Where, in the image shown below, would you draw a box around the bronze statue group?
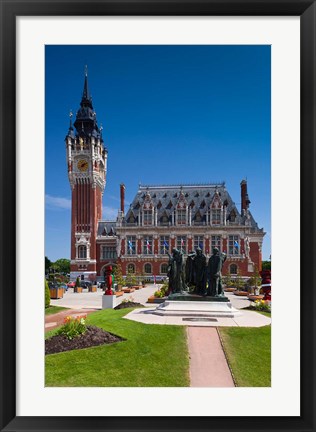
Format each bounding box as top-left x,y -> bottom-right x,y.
167,247 -> 226,297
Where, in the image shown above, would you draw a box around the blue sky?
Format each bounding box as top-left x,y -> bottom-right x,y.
45,45 -> 271,262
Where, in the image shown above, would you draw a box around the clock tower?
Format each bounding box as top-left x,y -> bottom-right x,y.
65,69 -> 107,279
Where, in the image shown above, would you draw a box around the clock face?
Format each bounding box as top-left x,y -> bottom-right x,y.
77,159 -> 88,172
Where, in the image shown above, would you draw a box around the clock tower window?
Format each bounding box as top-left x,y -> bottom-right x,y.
78,245 -> 87,259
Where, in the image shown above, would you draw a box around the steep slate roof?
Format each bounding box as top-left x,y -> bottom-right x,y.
124,183 -> 260,229
97,221 -> 117,237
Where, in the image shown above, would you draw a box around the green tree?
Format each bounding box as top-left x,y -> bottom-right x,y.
125,269 -> 137,287
261,260 -> 271,271
54,258 -> 71,274
113,264 -> 125,287
45,256 -> 52,273
45,279 -> 50,308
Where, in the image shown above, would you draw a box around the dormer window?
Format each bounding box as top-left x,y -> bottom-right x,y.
177,209 -> 186,225
143,209 -> 152,225
230,210 -> 236,222
128,214 -> 135,223
211,209 -> 221,225
195,211 -> 202,223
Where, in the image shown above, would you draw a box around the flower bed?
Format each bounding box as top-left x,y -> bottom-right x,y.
45,326 -> 124,355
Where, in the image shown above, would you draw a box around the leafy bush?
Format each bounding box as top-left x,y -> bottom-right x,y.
154,283 -> 168,298
121,296 -> 134,304
113,264 -> 125,287
262,260 -> 271,271
75,277 -> 81,288
45,279 -> 50,308
57,315 -> 87,340
233,272 -> 246,291
125,269 -> 137,287
253,299 -> 271,312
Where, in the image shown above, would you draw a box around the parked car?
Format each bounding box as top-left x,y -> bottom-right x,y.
67,281 -> 76,288
80,281 -> 92,289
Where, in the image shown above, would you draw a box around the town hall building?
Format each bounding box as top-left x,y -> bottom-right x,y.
66,73 -> 265,282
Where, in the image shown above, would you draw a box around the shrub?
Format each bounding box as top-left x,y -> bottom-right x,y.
254,299 -> 271,312
223,275 -> 233,287
154,283 -> 168,298
113,264 -> 125,287
262,260 -> 271,271
233,272 -> 245,291
75,277 -> 81,288
57,315 -> 87,340
121,295 -> 135,304
125,269 -> 137,287
45,279 -> 50,308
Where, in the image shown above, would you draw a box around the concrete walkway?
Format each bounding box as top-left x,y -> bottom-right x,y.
187,327 -> 234,387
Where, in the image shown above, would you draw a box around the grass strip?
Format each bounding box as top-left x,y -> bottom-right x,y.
45,306 -> 69,315
218,325 -> 271,387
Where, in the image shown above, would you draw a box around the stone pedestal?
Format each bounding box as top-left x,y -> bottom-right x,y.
102,295 -> 116,309
152,300 -> 241,318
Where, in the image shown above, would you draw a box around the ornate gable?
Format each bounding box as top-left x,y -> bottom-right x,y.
176,190 -> 187,209
142,191 -> 153,210
210,188 -> 222,209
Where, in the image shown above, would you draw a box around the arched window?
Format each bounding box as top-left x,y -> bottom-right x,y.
78,245 -> 87,259
230,264 -> 237,275
127,263 -> 135,274
161,263 -> 168,274
144,263 -> 152,274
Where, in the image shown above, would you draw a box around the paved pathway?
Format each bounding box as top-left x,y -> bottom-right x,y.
45,308 -> 97,331
187,327 -> 234,387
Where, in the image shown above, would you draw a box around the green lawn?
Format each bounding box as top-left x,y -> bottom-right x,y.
45,305 -> 69,315
45,308 -> 190,387
218,325 -> 271,387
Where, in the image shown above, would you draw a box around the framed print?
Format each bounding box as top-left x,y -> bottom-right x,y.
0,1 -> 315,431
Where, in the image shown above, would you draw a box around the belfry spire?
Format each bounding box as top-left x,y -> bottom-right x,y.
80,65 -> 93,109
74,66 -> 99,137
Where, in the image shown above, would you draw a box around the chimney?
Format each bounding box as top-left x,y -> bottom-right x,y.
240,180 -> 250,214
120,183 -> 125,214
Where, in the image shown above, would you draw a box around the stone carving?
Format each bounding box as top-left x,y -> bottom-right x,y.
245,236 -> 250,258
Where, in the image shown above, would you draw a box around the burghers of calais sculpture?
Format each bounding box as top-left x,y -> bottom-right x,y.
207,247 -> 227,297
167,248 -> 188,294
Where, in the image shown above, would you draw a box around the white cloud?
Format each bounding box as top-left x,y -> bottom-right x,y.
102,206 -> 118,220
45,194 -> 71,210
45,195 -> 117,220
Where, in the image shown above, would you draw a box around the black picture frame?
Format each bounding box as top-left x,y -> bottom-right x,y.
0,1 -> 315,431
